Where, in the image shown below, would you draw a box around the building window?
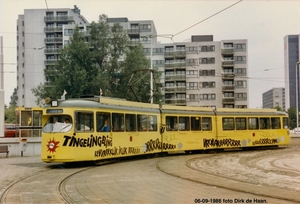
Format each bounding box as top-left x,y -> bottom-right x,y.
139,24 -> 151,31
200,94 -> 215,100
200,45 -> 215,52
186,59 -> 198,66
187,82 -> 198,90
153,60 -> 164,66
176,93 -> 186,99
186,46 -> 197,52
235,93 -> 247,100
143,48 -> 151,54
235,81 -> 247,88
223,43 -> 233,48
199,70 -> 215,76
200,82 -> 215,88
186,70 -> 197,76
187,94 -> 198,102
235,68 -> 246,76
165,46 -> 174,52
64,29 -> 74,36
176,45 -> 185,51
234,56 -> 246,64
199,58 -> 215,64
234,43 -> 246,51
153,48 -> 164,55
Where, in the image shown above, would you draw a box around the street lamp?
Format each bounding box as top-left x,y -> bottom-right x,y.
296,61 -> 300,132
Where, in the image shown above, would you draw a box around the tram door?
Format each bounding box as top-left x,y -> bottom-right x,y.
15,108 -> 43,137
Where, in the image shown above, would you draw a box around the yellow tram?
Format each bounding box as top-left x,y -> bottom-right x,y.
41,96 -> 290,163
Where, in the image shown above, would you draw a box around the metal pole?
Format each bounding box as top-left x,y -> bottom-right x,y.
150,37 -> 153,104
297,62 -> 300,132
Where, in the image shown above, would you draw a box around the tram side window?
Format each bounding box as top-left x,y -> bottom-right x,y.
148,115 -> 157,131
138,115 -> 157,131
260,118 -> 270,129
248,117 -> 259,130
271,117 -> 280,129
222,118 -> 234,130
283,117 -> 289,129
125,114 -> 136,131
236,118 -> 246,130
166,116 -> 178,131
75,112 -> 94,132
96,112 -> 111,132
138,115 -> 147,131
202,117 -> 212,131
191,117 -> 201,131
112,113 -> 124,132
179,116 -> 190,131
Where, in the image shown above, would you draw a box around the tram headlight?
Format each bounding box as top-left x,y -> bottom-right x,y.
51,100 -> 58,107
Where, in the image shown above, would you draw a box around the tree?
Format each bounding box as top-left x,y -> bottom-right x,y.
32,26 -> 96,102
119,44 -> 151,102
4,106 -> 16,123
9,88 -> 18,107
119,44 -> 163,103
89,14 -> 129,97
273,106 -> 282,111
287,107 -> 297,129
31,14 -> 162,104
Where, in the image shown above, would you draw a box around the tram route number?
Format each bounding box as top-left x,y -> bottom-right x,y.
194,198 -> 268,203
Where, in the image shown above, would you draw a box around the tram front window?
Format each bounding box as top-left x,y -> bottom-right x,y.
43,115 -> 73,133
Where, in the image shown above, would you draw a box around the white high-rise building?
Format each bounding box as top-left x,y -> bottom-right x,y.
16,9 -> 248,108
16,6 -> 88,107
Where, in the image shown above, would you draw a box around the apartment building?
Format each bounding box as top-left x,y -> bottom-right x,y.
262,87 -> 285,110
16,8 -> 248,108
284,35 -> 300,111
108,18 -> 248,108
16,6 -> 88,107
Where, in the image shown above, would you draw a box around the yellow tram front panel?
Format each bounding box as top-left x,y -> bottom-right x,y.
41,97 -> 162,163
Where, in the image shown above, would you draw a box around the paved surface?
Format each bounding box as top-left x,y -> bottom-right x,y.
0,150 -> 299,204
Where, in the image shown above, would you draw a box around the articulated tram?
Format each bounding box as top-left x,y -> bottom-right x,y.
41,96 -> 290,163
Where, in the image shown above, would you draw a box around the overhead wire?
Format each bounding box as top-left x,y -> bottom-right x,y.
172,0 -> 243,38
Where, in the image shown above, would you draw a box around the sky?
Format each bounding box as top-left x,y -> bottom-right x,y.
1,0 -> 300,108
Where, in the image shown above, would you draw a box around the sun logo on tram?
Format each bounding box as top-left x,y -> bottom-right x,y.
46,138 -> 60,153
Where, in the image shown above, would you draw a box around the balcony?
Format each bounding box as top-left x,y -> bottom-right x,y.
222,85 -> 234,91
175,50 -> 186,58
165,74 -> 186,81
127,29 -> 140,35
44,59 -> 57,65
44,37 -> 63,44
165,98 -> 186,105
222,72 -> 235,79
222,97 -> 235,104
44,48 -> 62,54
221,48 -> 234,55
44,26 -> 63,33
44,16 -> 74,22
222,60 -> 234,67
164,51 -> 175,58
164,86 -> 186,93
175,61 -> 186,68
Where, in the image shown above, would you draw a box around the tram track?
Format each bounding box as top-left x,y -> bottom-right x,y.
0,163 -> 95,204
1,149 -> 299,203
156,147 -> 300,203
